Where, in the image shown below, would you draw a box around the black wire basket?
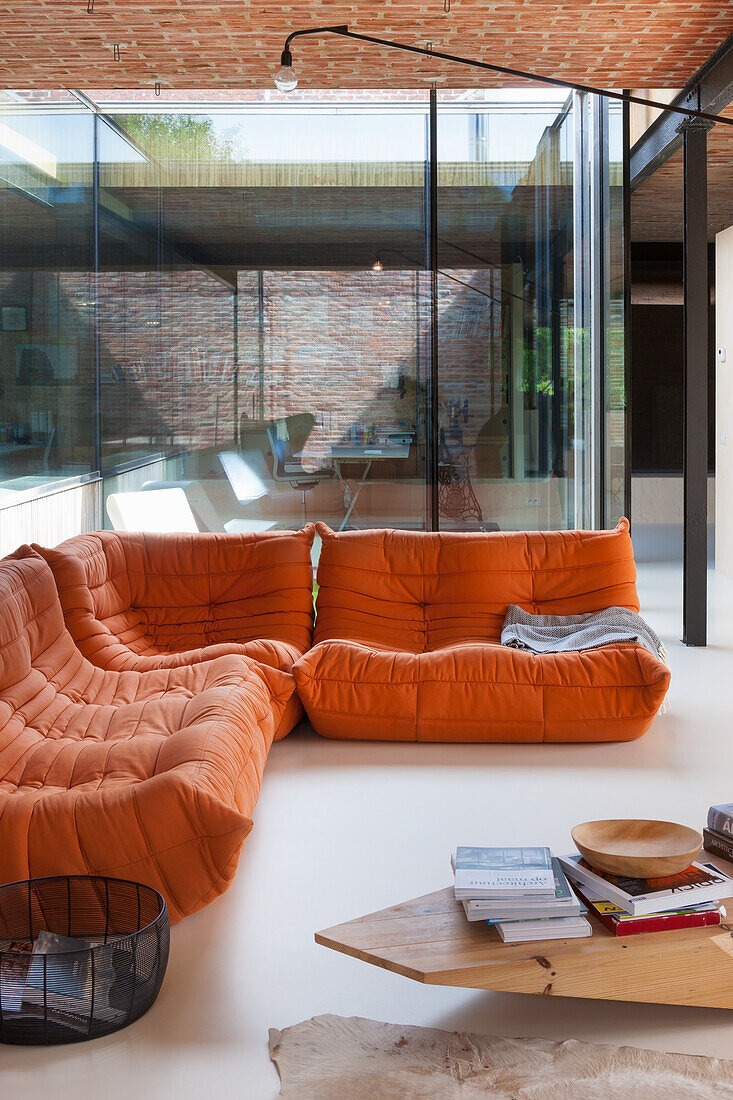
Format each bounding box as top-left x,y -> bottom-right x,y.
0,875 -> 169,1045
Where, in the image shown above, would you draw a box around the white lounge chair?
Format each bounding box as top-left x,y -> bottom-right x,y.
105,488 -> 199,533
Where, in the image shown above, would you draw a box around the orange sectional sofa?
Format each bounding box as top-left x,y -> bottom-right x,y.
0,519 -> 670,925
35,526 -> 315,740
0,548 -> 295,923
292,520 -> 670,743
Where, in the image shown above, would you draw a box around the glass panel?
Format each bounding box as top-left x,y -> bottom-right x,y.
436,91 -> 577,531
97,116 -> 164,471
0,100 -> 95,496
604,100 -> 626,526
0,89 -> 625,537
100,99 -> 429,532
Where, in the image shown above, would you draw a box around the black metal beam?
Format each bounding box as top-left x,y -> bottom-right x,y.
630,34 -> 733,189
682,120 -> 711,647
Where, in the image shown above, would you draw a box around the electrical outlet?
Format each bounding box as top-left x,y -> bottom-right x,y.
719,347 -> 727,363
526,497 -> 541,506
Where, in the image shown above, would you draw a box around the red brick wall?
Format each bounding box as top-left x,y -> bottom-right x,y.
90,265 -> 508,470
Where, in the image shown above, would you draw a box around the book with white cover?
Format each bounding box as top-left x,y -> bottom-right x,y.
494,915 -> 592,943
463,858 -> 581,920
453,846 -> 555,900
558,855 -> 733,917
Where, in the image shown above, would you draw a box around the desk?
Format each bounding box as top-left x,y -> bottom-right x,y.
329,444 -> 411,530
294,442 -> 411,529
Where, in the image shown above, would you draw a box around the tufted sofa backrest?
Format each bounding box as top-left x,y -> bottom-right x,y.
314,520 -> 639,652
0,547 -> 84,694
36,526 -> 315,667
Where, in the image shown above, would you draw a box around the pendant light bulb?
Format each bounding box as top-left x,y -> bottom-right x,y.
371,257 -> 384,273
274,48 -> 298,92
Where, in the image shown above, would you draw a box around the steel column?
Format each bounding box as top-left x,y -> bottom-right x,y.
682,120 -> 710,646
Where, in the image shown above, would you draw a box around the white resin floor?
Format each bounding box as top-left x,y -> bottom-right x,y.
5,561 -> 733,1098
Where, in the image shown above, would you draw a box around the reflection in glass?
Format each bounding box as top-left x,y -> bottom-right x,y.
0,102 -> 95,494
99,102 -> 430,532
605,101 -> 626,527
437,92 -> 579,531
0,90 -> 626,537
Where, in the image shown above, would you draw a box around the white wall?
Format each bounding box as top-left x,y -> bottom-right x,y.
0,478 -> 102,558
716,224 -> 733,579
0,457 -> 172,557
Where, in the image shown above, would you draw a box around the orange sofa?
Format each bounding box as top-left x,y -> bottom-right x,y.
0,549 -> 294,923
292,520 -> 670,743
35,526 -> 315,740
0,519 -> 669,925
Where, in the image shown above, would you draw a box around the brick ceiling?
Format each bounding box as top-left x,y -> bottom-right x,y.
0,1 -> 731,90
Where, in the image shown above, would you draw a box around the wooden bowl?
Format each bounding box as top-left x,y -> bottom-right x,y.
571,819 -> 703,879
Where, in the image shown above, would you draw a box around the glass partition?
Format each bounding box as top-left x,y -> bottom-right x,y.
437,90 -> 578,530
101,100 -> 430,532
604,100 -> 626,527
0,96 -> 95,496
0,89 -> 625,536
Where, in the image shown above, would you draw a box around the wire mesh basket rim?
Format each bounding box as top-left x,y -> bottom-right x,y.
0,874 -> 168,957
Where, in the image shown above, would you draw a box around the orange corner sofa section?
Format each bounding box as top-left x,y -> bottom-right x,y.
0,548 -> 295,924
292,519 -> 670,743
35,526 -> 316,740
0,519 -> 669,925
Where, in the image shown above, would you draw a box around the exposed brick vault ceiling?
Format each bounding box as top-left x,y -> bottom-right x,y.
0,1 -> 731,90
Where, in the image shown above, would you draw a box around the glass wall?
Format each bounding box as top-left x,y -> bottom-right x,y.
437,90 -> 577,530
0,89 -> 625,535
0,92 -> 95,499
604,100 -> 626,527
100,99 -> 430,531
97,115 -> 240,476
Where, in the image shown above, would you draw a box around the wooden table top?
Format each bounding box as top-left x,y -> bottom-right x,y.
316,883 -> 733,1009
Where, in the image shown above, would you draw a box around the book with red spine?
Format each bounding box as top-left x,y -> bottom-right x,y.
572,884 -> 724,937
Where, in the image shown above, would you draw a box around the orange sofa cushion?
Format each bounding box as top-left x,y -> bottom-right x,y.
0,550 -> 294,922
292,520 -> 670,742
35,527 -> 315,739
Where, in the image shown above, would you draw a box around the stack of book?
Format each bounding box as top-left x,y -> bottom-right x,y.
557,854 -> 733,936
703,803 -> 733,863
453,846 -> 592,943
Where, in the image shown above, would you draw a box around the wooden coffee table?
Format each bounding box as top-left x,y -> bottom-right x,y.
316,885 -> 733,1009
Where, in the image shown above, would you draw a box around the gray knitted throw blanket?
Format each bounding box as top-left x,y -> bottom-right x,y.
501,605 -> 668,664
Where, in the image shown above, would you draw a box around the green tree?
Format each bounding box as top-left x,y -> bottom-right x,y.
121,114 -> 240,162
